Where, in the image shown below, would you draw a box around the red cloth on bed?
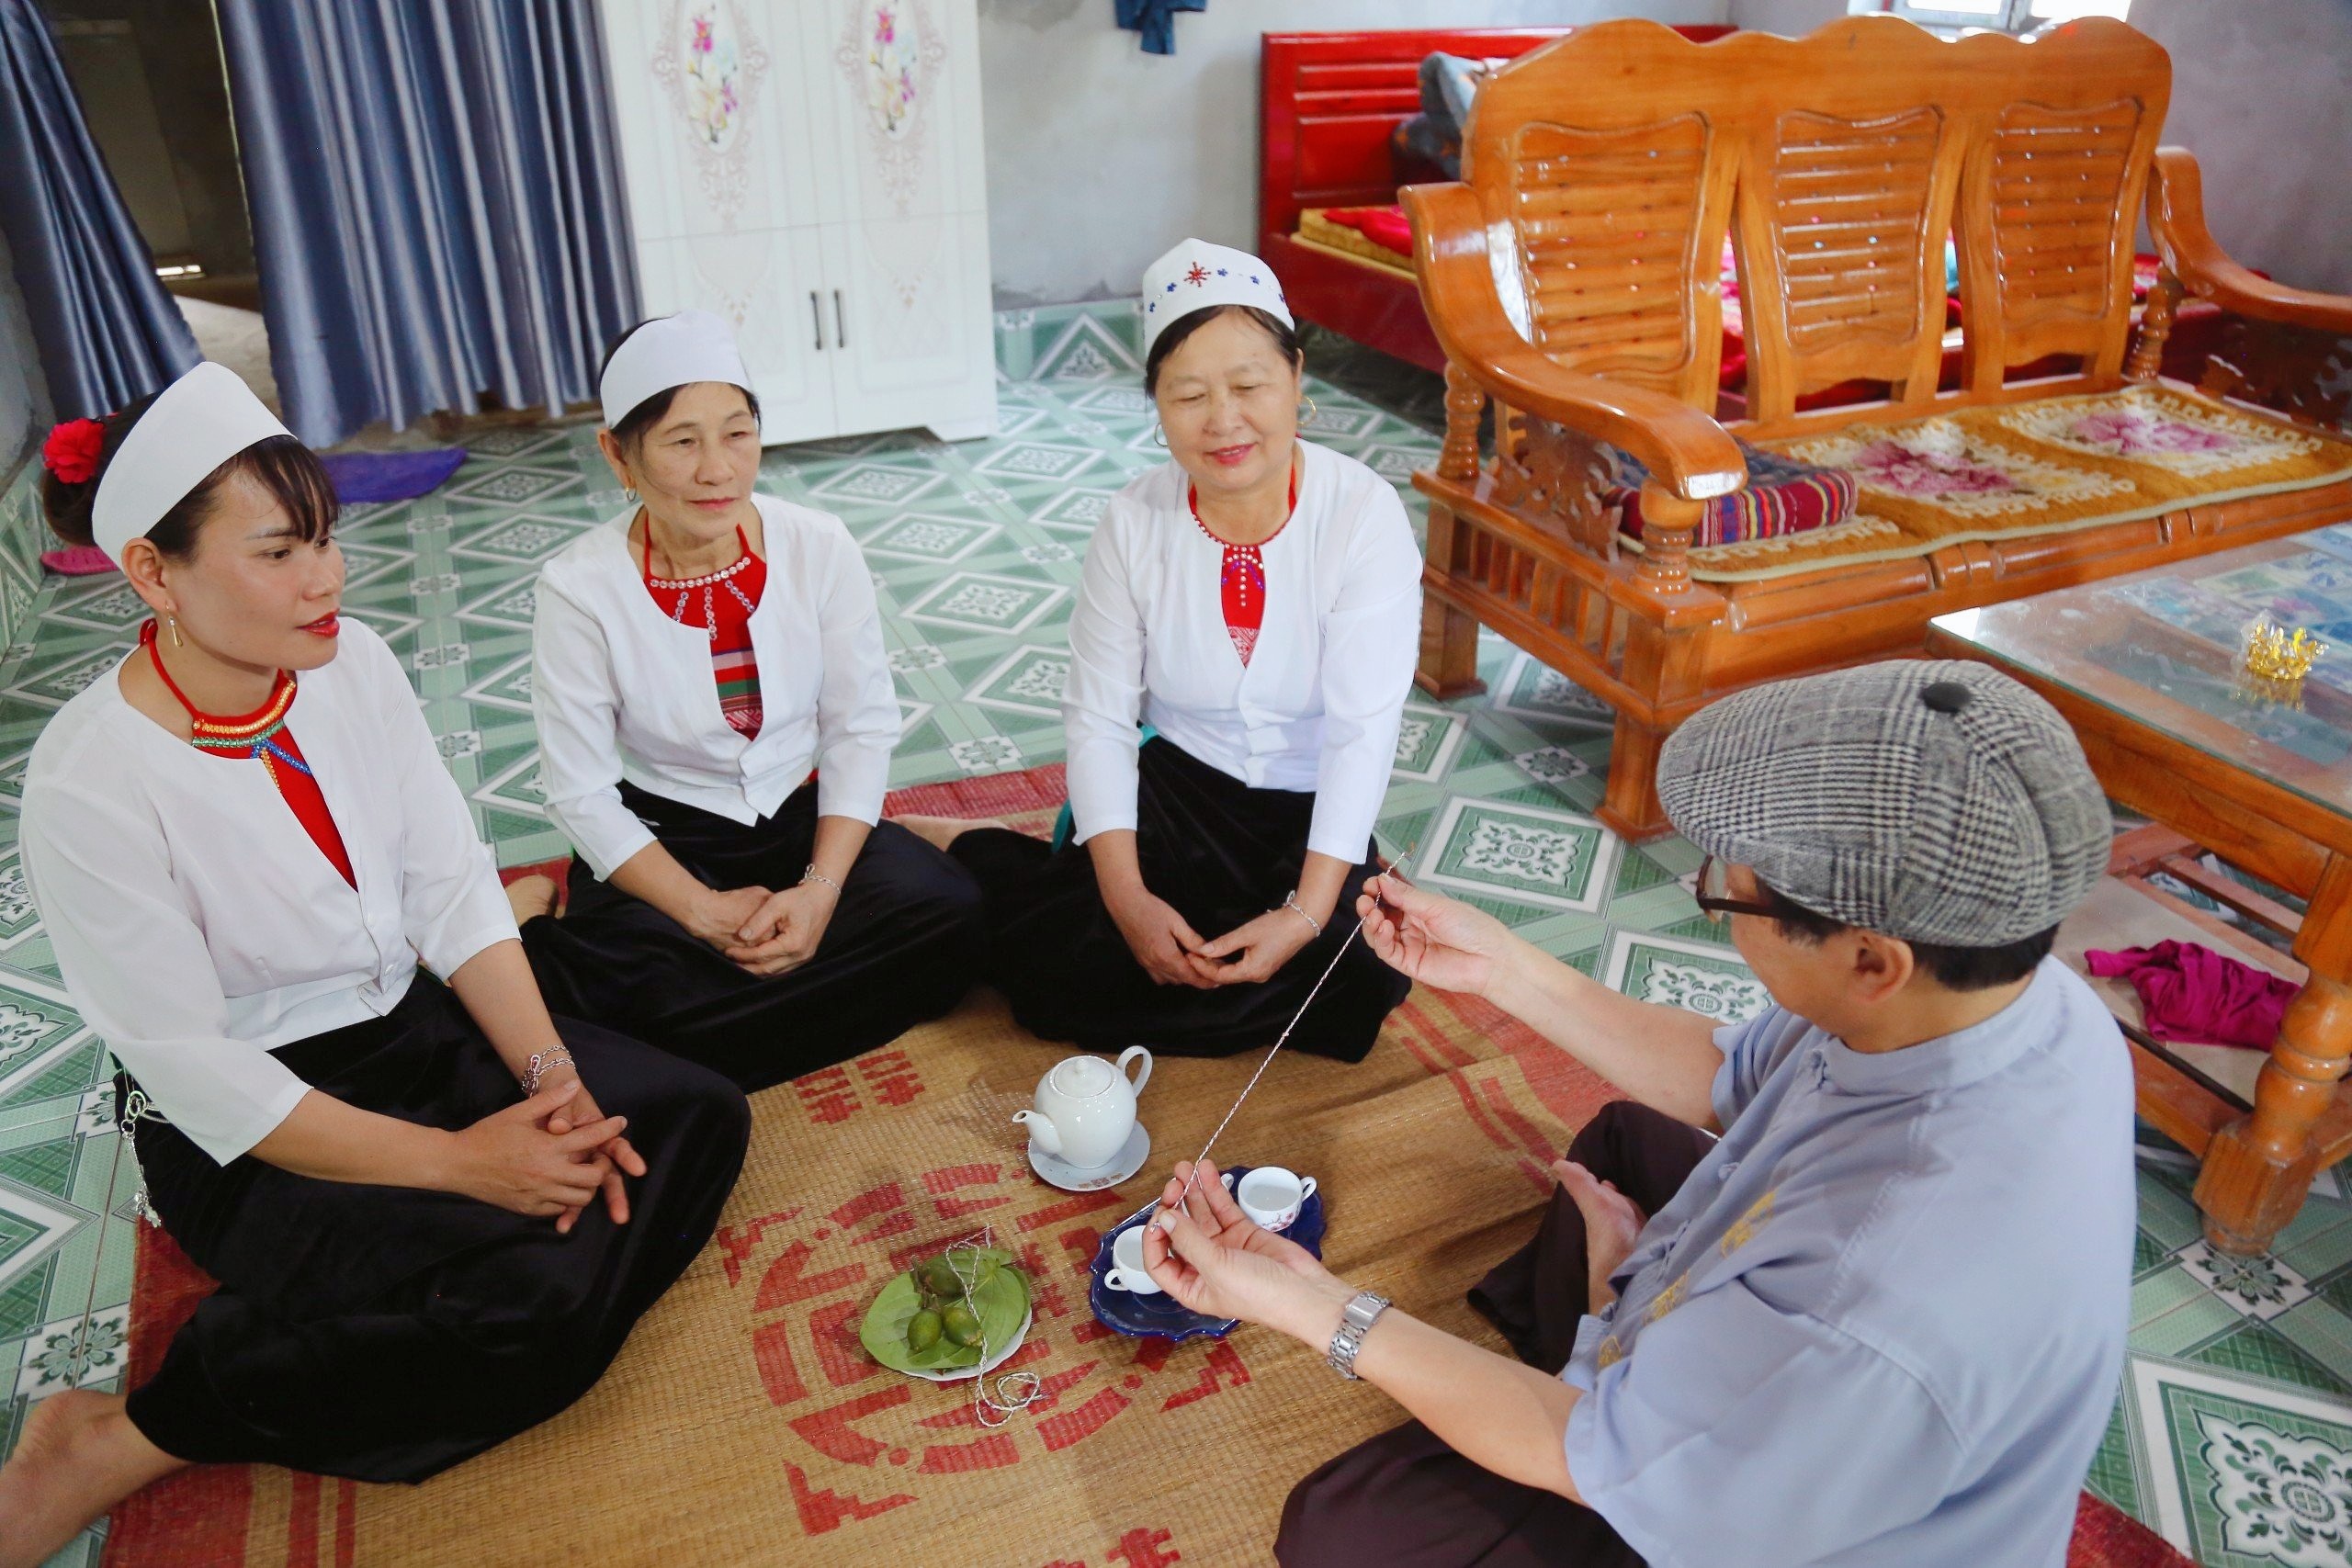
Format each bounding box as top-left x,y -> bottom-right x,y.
1320,205 -> 1416,256
2084,940 -> 2300,1048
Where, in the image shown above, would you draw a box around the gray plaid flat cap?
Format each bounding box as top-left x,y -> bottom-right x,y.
1656,660 -> 2110,946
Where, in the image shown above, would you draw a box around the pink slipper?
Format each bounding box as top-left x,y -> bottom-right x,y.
40,546 -> 116,577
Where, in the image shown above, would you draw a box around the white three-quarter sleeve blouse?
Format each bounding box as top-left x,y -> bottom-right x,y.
531,493 -> 900,881
18,620 -> 520,1166
1062,439 -> 1424,863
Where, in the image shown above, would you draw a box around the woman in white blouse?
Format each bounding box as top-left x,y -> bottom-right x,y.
901,241 -> 1421,1064
515,311 -> 984,1090
0,364 -> 748,1562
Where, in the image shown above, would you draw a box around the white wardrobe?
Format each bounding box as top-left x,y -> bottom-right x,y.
596,0 -> 997,445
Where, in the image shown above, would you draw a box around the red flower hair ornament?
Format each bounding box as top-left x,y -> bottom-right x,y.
41,418 -> 107,485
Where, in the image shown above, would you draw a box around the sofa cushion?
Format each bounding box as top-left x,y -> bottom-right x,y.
1611,440 -> 1859,549
1652,386 -> 2352,583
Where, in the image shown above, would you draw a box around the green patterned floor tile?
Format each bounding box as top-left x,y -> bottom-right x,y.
2129,1354 -> 2352,1567
2190,1320 -> 2352,1398
2276,1295 -> 2352,1374
2086,1397 -> 2141,1517
2275,1207 -> 2352,1285
2135,1161 -> 2210,1252
2135,1263 -> 2236,1339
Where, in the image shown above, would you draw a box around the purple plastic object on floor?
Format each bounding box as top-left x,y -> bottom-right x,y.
319,448 -> 467,504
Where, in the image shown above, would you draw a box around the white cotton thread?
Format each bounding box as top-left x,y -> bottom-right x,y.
1164,849 -> 1417,1225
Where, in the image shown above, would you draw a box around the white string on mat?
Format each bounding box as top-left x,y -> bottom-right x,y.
943,1226 -> 1042,1427
1164,848 -> 1418,1224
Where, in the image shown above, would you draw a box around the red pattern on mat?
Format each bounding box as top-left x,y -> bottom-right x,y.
2071,1494 -> 2196,1567
103,765 -> 2194,1568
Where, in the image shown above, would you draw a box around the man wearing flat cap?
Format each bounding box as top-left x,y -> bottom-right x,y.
1137,660 -> 2131,1568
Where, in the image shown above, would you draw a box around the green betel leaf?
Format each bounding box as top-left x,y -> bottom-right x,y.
974,1263 -> 1029,1353
860,1258 -> 1031,1377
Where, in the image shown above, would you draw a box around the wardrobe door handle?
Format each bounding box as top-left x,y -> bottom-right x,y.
810,290 -> 825,351
834,289 -> 847,349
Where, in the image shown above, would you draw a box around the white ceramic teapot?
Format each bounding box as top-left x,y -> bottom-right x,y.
1012,1046 -> 1153,1171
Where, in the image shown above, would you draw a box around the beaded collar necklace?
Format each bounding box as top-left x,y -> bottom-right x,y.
643,520 -> 758,641
1187,452 -> 1299,665
1184,452 -> 1300,557
140,619 -> 311,776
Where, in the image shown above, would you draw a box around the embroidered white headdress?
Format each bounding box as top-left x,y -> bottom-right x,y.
1140,239 -> 1294,356
91,362 -> 291,566
598,310 -> 752,428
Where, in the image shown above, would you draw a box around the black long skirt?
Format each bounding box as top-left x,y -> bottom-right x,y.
520,779 -> 987,1092
1273,1100 -> 1711,1565
947,737 -> 1409,1062
121,973 -> 749,1483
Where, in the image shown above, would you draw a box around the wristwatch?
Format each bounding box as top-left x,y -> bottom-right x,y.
1326,1291 -> 1391,1381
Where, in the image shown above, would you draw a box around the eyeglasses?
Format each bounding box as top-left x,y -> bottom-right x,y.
1693,856 -> 1780,925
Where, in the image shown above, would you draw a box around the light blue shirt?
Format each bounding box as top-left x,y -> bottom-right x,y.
1560,960 -> 2134,1568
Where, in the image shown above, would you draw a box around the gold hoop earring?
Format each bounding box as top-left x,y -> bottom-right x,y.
1299,394 -> 1318,425
167,615 -> 184,649
623,486 -> 640,504
1151,425 -> 1168,448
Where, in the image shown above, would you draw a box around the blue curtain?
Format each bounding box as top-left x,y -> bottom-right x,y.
0,0 -> 198,420
217,0 -> 640,447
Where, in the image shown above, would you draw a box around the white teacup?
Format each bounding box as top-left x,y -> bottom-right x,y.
1228,1166 -> 1317,1233
1102,1224 -> 1162,1295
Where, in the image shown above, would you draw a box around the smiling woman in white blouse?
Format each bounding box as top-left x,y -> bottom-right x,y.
514,311 -> 985,1091
900,241 -> 1420,1063
0,365 -> 750,1564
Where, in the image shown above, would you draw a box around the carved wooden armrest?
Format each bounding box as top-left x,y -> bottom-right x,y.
2150,149 -> 2352,338
1402,181 -> 1746,598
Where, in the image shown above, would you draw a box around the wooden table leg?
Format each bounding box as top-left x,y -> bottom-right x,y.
2195,854 -> 2352,1253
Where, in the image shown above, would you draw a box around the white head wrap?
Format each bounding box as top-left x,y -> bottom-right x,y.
90,362 -> 291,566
1140,239 -> 1294,356
599,310 -> 752,428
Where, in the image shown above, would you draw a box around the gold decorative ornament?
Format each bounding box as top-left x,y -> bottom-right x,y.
2241,616 -> 2327,685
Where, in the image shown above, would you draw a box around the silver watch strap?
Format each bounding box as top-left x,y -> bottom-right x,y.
1326,1291 -> 1391,1381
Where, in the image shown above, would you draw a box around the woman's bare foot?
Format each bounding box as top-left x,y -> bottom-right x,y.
0,1390 -> 184,1568
504,873 -> 560,924
890,814 -> 1007,852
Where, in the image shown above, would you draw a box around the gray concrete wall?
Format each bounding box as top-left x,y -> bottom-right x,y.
2130,0 -> 2352,296
978,0 -> 1731,307
1725,0 -> 2352,295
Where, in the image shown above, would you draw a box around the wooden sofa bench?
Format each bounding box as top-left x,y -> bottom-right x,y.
1405,16 -> 2352,840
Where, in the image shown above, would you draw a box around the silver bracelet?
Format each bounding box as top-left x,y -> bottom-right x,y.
521,1046 -> 575,1098
801,863 -> 841,894
1281,889 -> 1324,938
1327,1290 -> 1391,1381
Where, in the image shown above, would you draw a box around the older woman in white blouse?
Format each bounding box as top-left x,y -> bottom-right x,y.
903,241 -> 1421,1065
514,311 -> 984,1091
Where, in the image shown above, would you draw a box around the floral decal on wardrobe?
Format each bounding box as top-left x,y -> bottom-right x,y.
864,6 -> 918,135
837,0 -> 947,213
651,0 -> 772,230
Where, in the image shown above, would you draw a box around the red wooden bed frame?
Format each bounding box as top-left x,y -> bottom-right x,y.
1258,27 -> 1734,375
1258,25 -> 2222,393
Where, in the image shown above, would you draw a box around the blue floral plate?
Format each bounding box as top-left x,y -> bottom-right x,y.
1087,1165 -> 1327,1342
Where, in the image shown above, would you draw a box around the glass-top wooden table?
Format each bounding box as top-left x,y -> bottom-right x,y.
1929,529 -> 2352,1254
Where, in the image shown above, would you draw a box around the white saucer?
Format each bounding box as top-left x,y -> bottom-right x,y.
1027,1123 -> 1151,1192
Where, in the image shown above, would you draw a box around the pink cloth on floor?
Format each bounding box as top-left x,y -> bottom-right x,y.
2084,940 -> 2300,1047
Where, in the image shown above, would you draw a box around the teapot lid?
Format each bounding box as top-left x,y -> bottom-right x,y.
1050,1055 -> 1114,1096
